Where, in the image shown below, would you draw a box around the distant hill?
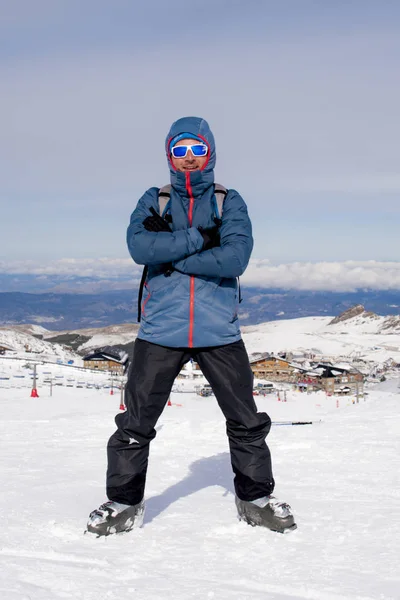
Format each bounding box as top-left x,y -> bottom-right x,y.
0,288 -> 399,330
0,326 -> 81,363
45,323 -> 139,357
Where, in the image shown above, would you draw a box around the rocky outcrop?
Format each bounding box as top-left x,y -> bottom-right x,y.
329,305 -> 367,325
380,315 -> 400,332
328,304 -> 400,333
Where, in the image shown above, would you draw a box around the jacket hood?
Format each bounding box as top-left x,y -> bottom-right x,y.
165,117 -> 216,195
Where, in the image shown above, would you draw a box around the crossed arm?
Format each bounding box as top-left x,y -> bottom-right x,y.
127,187 -> 253,279
127,187 -> 204,265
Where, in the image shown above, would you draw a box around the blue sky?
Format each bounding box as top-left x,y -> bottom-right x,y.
1,0 -> 400,289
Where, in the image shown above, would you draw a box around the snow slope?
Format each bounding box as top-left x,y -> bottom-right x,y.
0,329 -> 80,363
242,316 -> 400,364
0,357 -> 121,389
45,324 -> 140,353
68,312 -> 400,362
0,379 -> 399,599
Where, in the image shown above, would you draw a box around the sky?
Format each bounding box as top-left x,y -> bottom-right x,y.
1,0 -> 400,291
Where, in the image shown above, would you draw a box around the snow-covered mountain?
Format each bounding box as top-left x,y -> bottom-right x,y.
328,304 -> 400,333
2,323 -> 51,336
0,326 -> 81,363
242,305 -> 400,364
45,323 -> 140,354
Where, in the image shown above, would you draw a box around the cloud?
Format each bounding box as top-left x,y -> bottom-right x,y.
242,260 -> 400,291
0,257 -> 139,279
1,258 -> 400,292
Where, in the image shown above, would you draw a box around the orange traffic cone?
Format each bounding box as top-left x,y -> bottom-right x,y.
167,397 -> 172,406
31,388 -> 39,398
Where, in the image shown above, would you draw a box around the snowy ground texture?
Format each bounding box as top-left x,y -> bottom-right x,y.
1,380 -> 399,600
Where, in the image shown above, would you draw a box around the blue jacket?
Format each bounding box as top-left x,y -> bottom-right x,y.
127,116 -> 253,348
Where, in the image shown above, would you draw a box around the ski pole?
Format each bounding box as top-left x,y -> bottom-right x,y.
272,421 -> 320,426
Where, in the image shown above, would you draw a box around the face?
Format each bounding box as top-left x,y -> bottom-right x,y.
170,137 -> 208,172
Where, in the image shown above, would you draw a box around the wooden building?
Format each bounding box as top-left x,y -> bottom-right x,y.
249,354 -> 364,396
249,353 -> 296,381
83,346 -> 129,375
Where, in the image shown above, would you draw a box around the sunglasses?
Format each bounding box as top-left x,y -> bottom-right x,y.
171,143 -> 208,158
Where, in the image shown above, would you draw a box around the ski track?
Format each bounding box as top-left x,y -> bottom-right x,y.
0,386 -> 399,600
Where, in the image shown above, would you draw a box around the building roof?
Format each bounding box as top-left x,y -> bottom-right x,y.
288,362 -> 308,372
249,353 -> 290,366
248,352 -> 271,364
83,346 -> 129,365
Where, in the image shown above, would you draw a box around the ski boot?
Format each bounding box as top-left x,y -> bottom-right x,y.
86,500 -> 145,537
236,495 -> 297,533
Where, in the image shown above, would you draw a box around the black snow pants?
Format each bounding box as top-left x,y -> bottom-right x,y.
106,338 -> 275,505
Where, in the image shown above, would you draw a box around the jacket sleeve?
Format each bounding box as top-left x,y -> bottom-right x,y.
127,187 -> 204,265
173,190 -> 253,278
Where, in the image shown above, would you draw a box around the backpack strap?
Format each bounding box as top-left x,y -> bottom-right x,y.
158,184 -> 171,218
213,184 -> 242,304
213,184 -> 228,219
137,265 -> 149,322
160,183 -> 228,219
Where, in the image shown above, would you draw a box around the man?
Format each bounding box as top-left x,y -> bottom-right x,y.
87,116 -> 296,536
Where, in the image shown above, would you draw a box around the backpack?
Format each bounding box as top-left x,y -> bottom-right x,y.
137,184 -> 241,322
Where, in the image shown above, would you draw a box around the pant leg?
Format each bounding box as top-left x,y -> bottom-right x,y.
195,339 -> 275,501
107,338 -> 190,505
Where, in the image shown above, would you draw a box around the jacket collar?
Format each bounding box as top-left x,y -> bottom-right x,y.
171,168 -> 214,198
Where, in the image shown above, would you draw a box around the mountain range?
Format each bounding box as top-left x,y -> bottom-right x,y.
0,288 -> 399,330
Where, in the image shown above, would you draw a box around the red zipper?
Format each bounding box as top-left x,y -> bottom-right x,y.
186,171 -> 195,347
142,282 -> 151,317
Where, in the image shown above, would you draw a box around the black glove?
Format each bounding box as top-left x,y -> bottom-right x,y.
143,207 -> 172,232
163,262 -> 174,277
198,221 -> 221,250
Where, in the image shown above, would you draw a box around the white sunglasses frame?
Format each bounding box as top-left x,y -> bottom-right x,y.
170,143 -> 209,159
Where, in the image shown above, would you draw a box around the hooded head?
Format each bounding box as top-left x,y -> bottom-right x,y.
165,117 -> 216,191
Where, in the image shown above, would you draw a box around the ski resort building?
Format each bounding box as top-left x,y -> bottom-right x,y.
292,363 -> 364,395
249,353 -> 364,396
249,353 -> 296,381
176,359 -> 203,379
83,346 -> 129,375
315,363 -> 364,396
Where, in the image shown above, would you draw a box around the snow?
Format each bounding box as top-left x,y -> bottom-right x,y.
0,365 -> 399,599
0,358 -> 121,394
242,316 -> 400,364
0,330 -> 80,364
78,332 -> 135,352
